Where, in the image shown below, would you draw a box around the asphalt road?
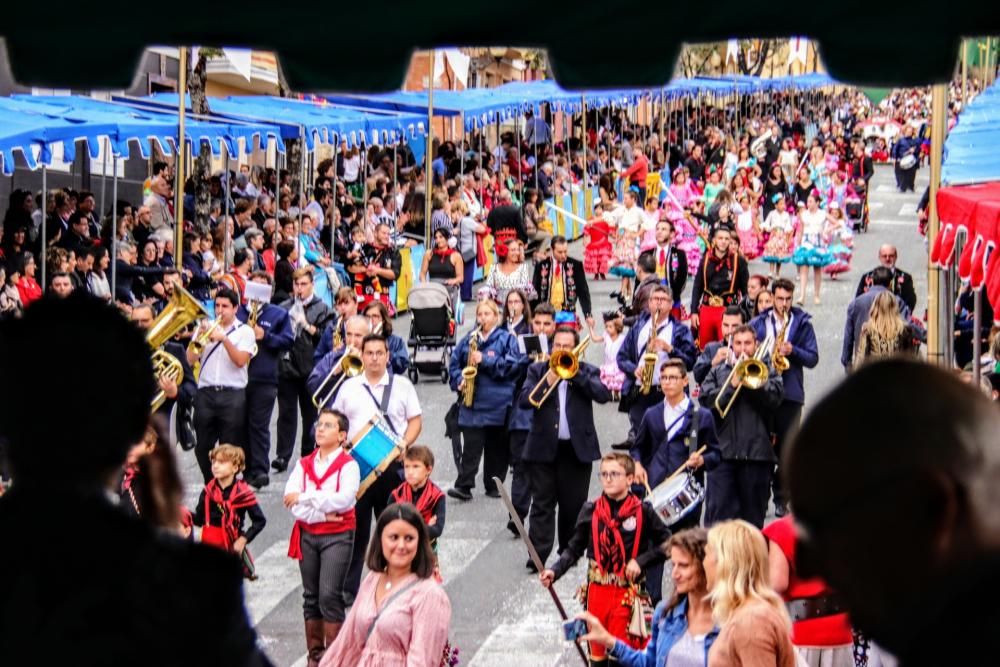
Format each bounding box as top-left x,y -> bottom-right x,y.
176,164 -> 927,666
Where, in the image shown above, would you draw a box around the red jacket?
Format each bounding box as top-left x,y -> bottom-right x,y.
622,154 -> 649,188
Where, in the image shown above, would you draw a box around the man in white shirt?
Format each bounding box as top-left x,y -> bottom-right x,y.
331,333 -> 422,599
188,287 -> 257,482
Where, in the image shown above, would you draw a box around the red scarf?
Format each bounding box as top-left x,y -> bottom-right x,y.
432,247 -> 454,258
391,480 -> 444,526
288,449 -> 357,560
592,493 -> 643,577
205,479 -> 258,547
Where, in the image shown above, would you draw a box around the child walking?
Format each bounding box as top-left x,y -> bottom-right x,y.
540,453 -> 672,666
192,444 -> 266,571
590,315 -> 626,401
284,408 -> 360,666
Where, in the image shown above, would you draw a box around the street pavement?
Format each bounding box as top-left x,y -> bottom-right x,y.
175,164 -> 928,666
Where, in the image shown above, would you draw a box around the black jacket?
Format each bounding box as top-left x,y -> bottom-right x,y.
855,267 -> 917,314
519,361 -> 610,464
700,361 -> 783,462
239,303 -> 294,385
0,490 -> 271,667
531,256 -> 593,319
279,295 -> 331,380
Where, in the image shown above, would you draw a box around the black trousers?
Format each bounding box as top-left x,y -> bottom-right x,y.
299,529 -> 354,622
508,430 -> 532,520
895,164 -> 917,191
455,425 -> 509,492
245,381 -> 278,478
345,459 -> 403,597
525,441 -> 593,565
277,375 -> 317,462
705,460 -> 772,528
194,387 -> 247,482
771,400 -> 802,508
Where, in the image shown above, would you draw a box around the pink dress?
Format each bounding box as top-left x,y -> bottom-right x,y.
320,572 -> 451,667
599,335 -> 626,392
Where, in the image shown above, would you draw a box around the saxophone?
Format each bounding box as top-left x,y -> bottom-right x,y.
461,327 -> 481,408
639,307 -> 661,395
772,312 -> 791,373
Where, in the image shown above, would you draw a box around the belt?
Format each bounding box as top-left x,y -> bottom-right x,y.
586,560 -> 634,588
786,594 -> 846,622
201,385 -> 242,393
701,294 -> 734,307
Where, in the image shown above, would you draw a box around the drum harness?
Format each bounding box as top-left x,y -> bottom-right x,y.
362,375 -> 399,436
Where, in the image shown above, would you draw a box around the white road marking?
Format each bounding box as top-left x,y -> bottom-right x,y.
868,201 -> 884,209
244,539 -> 302,625
898,204 -> 914,217
868,219 -> 917,227
876,184 -> 896,193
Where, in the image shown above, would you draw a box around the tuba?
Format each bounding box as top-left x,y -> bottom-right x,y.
461,327 -> 481,408
639,308 -> 661,395
714,334 -> 772,419
311,351 -> 364,408
527,336 -> 591,407
147,286 -> 210,411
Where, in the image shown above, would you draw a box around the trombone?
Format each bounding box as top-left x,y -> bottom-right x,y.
311,350 -> 364,408
147,286 -> 210,411
714,333 -> 772,419
527,336 -> 591,408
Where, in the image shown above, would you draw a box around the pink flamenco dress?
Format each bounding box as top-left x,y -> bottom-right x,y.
735,210 -> 762,260
823,222 -> 854,279
319,572 -> 452,667
599,335 -> 626,395
583,217 -> 613,278
664,182 -> 704,274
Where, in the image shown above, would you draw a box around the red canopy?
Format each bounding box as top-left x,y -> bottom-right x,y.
932,182 -> 1000,317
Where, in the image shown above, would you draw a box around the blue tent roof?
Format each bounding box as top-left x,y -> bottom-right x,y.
943,80 -> 1000,186
143,94 -> 425,150
0,95 -> 284,174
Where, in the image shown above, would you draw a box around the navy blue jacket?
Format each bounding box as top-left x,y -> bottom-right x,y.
700,361 -> 783,462
631,399 -> 720,488
518,361 -> 610,463
617,314 -> 697,396
313,317 -> 345,363
182,251 -> 213,302
238,304 -> 294,385
749,307 -> 819,404
386,334 -> 409,375
840,287 -> 911,369
449,326 -> 527,427
692,340 -> 724,385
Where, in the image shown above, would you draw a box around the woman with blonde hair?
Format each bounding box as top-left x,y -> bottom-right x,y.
854,291 -> 917,365
704,520 -> 796,667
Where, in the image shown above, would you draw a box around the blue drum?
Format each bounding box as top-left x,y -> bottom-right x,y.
348,415 -> 405,498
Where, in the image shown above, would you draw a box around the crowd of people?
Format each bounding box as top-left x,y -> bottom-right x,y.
2,74 -> 996,667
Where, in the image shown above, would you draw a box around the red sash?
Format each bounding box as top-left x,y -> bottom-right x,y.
201,479 -> 258,551
288,449 -> 357,560
391,480 -> 444,527
592,494 -> 644,578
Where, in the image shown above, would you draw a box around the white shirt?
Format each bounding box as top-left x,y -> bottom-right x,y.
343,155 -> 361,182
331,371 -> 422,442
663,396 -> 690,439
666,630 -> 707,667
637,316 -> 674,384
557,381 -> 570,440
284,446 -> 360,524
197,321 -> 256,389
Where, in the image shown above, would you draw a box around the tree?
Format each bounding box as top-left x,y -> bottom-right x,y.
188,47 -> 222,233
736,39 -> 776,77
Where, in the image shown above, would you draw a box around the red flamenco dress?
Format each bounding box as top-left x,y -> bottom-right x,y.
583,217 -> 613,278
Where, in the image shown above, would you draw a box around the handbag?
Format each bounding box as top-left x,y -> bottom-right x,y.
626,584 -> 653,640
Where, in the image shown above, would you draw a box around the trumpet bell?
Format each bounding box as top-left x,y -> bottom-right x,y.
736,359 -> 769,389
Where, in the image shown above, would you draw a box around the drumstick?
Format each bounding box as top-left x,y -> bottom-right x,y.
664,446 -> 707,484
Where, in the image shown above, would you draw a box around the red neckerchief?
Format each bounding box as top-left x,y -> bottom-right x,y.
392,480 -> 444,526
592,493 -> 643,577
432,247 -> 454,258
300,449 -> 346,489
206,479 -> 258,545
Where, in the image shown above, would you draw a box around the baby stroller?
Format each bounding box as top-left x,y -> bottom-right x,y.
406,281 -> 456,384
846,181 -> 869,233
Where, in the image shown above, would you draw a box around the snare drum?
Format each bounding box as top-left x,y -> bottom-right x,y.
349,415 -> 405,499
649,473 -> 704,526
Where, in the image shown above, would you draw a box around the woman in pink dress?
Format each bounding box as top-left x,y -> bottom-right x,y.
320,503 -> 452,667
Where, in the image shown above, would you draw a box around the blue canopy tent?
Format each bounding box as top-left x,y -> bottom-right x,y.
942,82 -> 1000,186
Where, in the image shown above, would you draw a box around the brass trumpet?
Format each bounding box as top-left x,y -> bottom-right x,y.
771,313 -> 791,373
527,336 -> 591,407
148,286 -> 209,411
639,308 -> 661,395
311,351 -> 364,408
461,327 -> 481,408
714,334 -> 772,419
188,319 -> 220,382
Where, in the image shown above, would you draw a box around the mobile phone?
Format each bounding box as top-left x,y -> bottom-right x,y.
562,618 -> 588,642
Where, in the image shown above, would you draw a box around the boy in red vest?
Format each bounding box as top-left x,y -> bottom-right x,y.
540,452 -> 672,665
191,444 -> 265,564
391,445 -> 446,577
284,408 -> 360,666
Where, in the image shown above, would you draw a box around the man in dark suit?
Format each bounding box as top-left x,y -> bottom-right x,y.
519,326 -> 611,571
631,358 -> 720,604
749,278 -> 819,517
531,235 -> 594,329
842,266 -> 911,370
614,285 -> 697,450
855,244 -> 917,313
0,295 -> 270,666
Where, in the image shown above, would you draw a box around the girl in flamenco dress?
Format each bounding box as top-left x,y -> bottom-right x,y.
735,192 -> 763,260
583,203 -> 613,281
822,201 -> 854,279
761,195 -> 795,278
